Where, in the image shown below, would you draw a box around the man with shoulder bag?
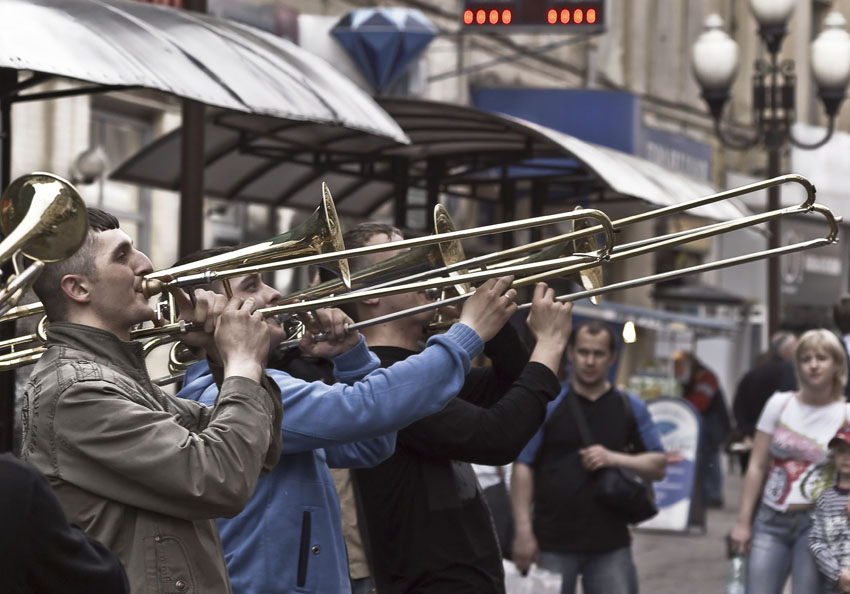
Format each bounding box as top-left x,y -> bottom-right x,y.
511,320 -> 667,594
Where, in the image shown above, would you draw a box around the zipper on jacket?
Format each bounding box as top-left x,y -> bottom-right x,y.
297,510 -> 312,587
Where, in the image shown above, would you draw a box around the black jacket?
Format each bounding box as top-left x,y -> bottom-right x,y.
0,453 -> 128,594
354,324 -> 561,594
732,357 -> 797,438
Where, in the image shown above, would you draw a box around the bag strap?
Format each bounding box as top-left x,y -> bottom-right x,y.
619,391 -> 635,438
564,390 -> 595,447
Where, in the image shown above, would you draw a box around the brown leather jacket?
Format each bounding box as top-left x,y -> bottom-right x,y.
21,322 -> 282,594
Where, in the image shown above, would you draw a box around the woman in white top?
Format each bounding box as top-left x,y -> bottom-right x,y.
730,329 -> 850,594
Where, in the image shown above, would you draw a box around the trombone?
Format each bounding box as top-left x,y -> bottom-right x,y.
256,182 -> 812,320
141,202 -> 617,299
274,199 -> 838,347
0,173 -> 89,315
143,182 -> 350,297
278,204 -> 471,306
142,174 -> 814,301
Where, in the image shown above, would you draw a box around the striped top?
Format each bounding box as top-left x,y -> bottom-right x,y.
810,486 -> 850,592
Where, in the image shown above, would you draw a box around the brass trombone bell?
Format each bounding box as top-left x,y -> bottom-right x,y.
280,204 -> 469,305
490,207 -> 604,304
142,182 -> 349,298
1,172 -> 88,264
0,173 -> 88,315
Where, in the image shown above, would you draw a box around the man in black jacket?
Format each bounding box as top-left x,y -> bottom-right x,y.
731,331 -> 797,471
344,223 -> 573,594
0,453 -> 129,594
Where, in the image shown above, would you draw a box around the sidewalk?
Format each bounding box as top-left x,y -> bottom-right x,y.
632,470 -> 744,594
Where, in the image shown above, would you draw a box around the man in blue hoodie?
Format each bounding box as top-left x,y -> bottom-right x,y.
175,246 -> 518,594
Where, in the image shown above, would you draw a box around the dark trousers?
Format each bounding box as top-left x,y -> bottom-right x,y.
482,482 -> 514,559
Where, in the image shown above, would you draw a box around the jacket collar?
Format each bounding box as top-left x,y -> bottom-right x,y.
45,322 -> 149,383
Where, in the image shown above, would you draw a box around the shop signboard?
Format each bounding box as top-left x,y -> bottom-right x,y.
638,397 -> 701,532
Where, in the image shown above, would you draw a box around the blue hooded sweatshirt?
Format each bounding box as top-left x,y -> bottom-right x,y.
176,324 -> 483,594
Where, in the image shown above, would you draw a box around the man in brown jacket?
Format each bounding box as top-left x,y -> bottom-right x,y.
20,208 -> 283,594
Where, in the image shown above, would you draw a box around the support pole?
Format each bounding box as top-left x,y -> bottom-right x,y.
766,146 -> 781,338
0,67 -> 17,452
178,0 -> 207,259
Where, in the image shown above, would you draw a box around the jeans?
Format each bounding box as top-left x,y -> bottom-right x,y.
538,546 -> 638,594
746,505 -> 827,594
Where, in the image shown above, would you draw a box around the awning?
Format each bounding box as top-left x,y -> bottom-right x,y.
0,0 -> 408,143
112,98 -> 749,221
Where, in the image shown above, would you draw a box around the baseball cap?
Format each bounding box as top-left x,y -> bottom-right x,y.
829,424 -> 850,449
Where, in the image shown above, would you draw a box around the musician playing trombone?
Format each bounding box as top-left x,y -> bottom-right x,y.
19,208 -> 284,594
172,244 -> 520,594
337,222 -> 574,594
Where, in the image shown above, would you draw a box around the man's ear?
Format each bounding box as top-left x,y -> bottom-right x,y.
60,274 -> 91,305
362,297 -> 380,307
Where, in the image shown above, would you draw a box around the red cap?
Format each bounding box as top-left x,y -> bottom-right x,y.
829,423 -> 850,449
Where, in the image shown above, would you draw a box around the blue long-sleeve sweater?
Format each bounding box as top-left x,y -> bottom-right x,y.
176,324 -> 483,594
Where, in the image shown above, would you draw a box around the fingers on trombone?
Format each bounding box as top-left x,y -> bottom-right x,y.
198,290 -> 230,333
532,281 -> 549,303
490,275 -> 514,297
168,287 -> 193,320
313,307 -> 350,342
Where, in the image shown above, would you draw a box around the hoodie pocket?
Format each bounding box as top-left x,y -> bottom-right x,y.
296,510 -> 312,588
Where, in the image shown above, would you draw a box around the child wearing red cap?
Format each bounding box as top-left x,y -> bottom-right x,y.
810,424 -> 850,594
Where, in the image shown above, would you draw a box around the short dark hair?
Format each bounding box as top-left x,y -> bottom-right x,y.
32,208 -> 120,321
568,319 -> 617,354
769,331 -> 795,358
318,222 -> 402,283
318,222 -> 402,319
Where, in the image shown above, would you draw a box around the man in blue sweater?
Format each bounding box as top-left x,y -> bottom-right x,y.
175,246 -> 518,594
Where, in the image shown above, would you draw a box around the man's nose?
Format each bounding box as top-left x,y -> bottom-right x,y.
135,250 -> 154,275
261,284 -> 281,306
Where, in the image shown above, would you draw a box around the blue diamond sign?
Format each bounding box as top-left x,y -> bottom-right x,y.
332,8 -> 437,93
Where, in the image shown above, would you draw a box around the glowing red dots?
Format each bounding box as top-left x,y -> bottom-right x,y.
489,9 -> 499,24
476,9 -> 486,24
574,8 -> 584,23
463,9 -> 473,25
587,8 -> 597,24
547,8 -> 557,24
560,9 -> 570,23
501,9 -> 512,24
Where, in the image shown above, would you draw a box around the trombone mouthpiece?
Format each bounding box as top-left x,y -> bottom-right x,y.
142,279 -> 165,299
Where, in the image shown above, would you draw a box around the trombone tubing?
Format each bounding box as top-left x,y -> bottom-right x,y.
515,199 -> 824,287
258,192 -> 823,319
190,173 -> 813,291
337,174 -> 816,295
322,203 -> 838,339
146,209 -> 617,296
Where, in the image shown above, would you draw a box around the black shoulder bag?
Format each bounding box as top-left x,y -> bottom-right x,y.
565,390 -> 658,524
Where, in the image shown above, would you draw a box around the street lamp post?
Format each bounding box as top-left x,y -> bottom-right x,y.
690,2 -> 850,337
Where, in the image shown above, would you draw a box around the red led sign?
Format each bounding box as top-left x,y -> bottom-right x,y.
462,1 -> 605,31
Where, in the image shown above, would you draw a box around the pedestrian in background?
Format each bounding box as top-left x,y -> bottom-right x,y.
732,331 -> 798,472
674,351 -> 731,508
730,329 -> 850,594
512,321 -> 666,594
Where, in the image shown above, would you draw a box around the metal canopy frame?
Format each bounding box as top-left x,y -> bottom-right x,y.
113,98 -> 748,232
